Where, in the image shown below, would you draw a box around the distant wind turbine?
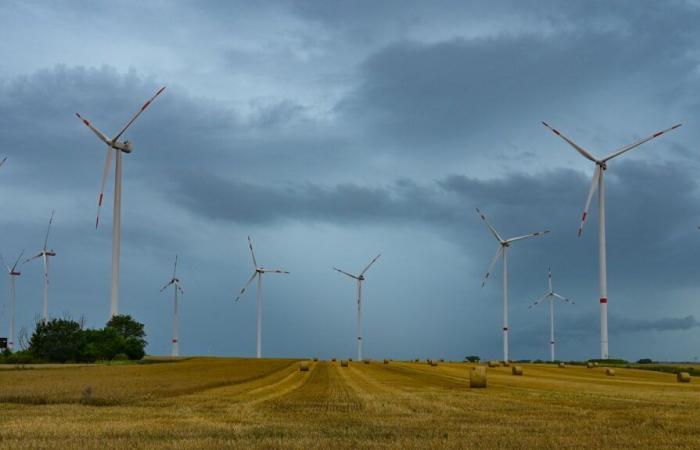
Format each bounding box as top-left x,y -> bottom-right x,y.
76,87 -> 166,318
235,236 -> 289,359
0,157 -> 6,167
24,211 -> 56,322
528,267 -> 574,362
543,121 -> 681,359
1,250 -> 24,350
160,255 -> 184,357
333,254 -> 380,361
477,208 -> 549,362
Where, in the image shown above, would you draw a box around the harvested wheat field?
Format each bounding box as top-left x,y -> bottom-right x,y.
0,358 -> 699,449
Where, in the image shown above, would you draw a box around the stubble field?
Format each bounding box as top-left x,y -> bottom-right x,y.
0,357 -> 698,449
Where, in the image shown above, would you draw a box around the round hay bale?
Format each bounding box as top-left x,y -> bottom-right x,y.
677,372 -> 691,383
383,359 -> 389,364
331,358 -> 336,362
340,360 -> 349,367
586,362 -> 595,368
502,361 -> 510,367
487,360 -> 500,368
605,368 -> 615,376
299,361 -> 310,372
363,359 -> 371,364
430,361 -> 438,367
558,362 -> 566,368
470,366 -> 487,388
512,366 -> 523,376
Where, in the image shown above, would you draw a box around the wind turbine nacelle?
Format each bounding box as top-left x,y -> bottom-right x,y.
113,140 -> 133,153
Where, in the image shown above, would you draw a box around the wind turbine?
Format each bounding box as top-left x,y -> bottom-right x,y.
333,254 -> 380,361
1,251 -> 24,351
24,211 -> 56,322
543,121 -> 681,359
160,255 -> 184,357
235,236 -> 289,359
477,208 -> 549,362
0,157 -> 6,167
528,267 -> 574,362
76,87 -> 166,318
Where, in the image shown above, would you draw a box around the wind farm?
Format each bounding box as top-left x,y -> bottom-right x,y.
1,1 -> 699,449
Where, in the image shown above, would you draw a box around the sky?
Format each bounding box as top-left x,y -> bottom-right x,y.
1,0 -> 699,362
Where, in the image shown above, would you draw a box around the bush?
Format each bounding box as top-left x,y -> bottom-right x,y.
465,355 -> 480,363
29,319 -> 83,363
637,358 -> 654,364
21,315 -> 148,363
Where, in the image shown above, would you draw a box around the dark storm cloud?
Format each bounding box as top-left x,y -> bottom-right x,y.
2,1 -> 700,360
332,1 -> 700,151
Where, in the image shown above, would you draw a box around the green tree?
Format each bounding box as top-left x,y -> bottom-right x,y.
28,319 -> 83,362
106,314 -> 147,360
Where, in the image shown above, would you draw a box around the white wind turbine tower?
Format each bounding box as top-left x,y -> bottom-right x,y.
333,254 -> 380,362
235,236 -> 289,359
528,267 -> 574,362
1,251 -> 24,351
477,208 -> 549,362
543,121 -> 681,359
76,87 -> 166,318
160,255 -> 184,357
24,211 -> 56,322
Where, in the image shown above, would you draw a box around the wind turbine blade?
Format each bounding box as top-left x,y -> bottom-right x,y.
553,293 -> 574,304
602,124 -> 682,162
173,254 -> 178,279
247,236 -> 258,268
527,295 -> 548,309
506,230 -> 550,244
160,280 -> 174,292
481,245 -> 503,288
43,211 -> 55,251
95,147 -> 114,228
76,113 -> 111,144
333,267 -> 359,279
23,252 -> 43,264
235,272 -> 258,302
578,166 -> 601,238
475,208 -> 504,243
113,87 -> 166,142
360,254 -> 381,276
11,250 -> 24,272
542,121 -> 598,162
175,282 -> 184,295
264,269 -> 289,274
0,156 -> 6,167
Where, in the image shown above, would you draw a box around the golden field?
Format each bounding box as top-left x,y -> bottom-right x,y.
0,358 -> 698,449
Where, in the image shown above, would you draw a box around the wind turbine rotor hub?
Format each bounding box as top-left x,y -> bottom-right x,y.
596,161 -> 607,170
112,140 -> 133,153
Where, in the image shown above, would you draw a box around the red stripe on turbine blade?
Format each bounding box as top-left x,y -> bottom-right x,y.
600,298 -> 608,304
172,339 -> 178,343
653,131 -> 663,137
141,101 -> 151,111
582,212 -> 587,222
98,193 -> 103,206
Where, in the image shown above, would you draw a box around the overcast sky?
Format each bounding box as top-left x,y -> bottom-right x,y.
1,0 -> 699,361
